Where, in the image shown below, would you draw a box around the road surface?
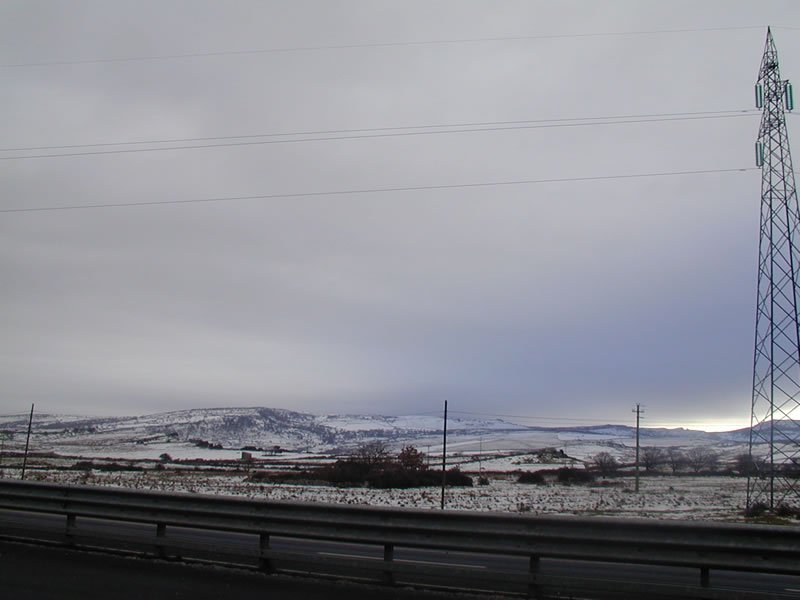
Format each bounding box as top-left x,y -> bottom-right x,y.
1,508 -> 799,598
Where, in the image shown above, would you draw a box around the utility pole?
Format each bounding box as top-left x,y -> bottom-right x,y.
21,403 -> 34,481
748,27 -> 800,512
633,404 -> 643,493
479,435 -> 483,474
441,400 -> 448,510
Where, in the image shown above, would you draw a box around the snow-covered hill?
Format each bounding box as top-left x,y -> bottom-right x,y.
0,405 -> 748,459
1,407 -> 537,453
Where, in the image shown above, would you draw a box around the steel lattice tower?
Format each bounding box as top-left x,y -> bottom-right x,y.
748,28 -> 800,511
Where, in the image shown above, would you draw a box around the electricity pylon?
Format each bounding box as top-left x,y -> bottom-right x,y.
748,28 -> 800,511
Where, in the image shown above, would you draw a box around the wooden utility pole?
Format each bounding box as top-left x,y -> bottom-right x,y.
440,400 -> 448,509
633,404 -> 643,492
21,403 -> 34,481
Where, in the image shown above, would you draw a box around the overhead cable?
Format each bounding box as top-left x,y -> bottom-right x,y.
0,25 -> 766,68
0,112 -> 757,161
0,109 -> 756,153
0,167 -> 756,214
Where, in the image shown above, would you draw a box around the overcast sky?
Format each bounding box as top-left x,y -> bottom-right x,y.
2,1 -> 799,429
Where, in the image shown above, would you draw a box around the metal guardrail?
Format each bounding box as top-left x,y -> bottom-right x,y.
0,479 -> 798,599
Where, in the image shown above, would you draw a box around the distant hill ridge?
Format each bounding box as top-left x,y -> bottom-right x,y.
0,406 -> 763,453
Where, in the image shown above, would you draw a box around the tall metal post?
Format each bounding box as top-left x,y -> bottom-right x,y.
748,28 -> 800,511
634,404 -> 642,493
479,435 -> 483,474
440,400 -> 448,510
21,403 -> 34,480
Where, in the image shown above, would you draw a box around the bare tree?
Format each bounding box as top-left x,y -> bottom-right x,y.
735,453 -> 753,476
352,441 -> 390,468
686,447 -> 719,474
666,448 -> 686,473
592,452 -> 619,477
641,447 -> 665,472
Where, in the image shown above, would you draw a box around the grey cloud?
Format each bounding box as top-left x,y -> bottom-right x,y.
1,1 -> 799,427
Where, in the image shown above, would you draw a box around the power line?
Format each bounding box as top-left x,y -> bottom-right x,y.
0,167 -> 756,214
0,113 -> 757,161
449,410 -> 625,424
0,25 -> 765,68
448,409 -> 740,429
0,109 -> 757,154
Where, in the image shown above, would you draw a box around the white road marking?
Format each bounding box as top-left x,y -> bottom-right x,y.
317,552 -> 486,569
396,558 -> 486,569
318,552 -> 378,560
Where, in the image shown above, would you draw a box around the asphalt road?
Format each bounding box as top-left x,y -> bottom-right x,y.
0,539 -> 501,600
1,508 -> 799,599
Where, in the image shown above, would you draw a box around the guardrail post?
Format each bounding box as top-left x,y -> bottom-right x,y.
383,543 -> 395,585
528,555 -> 541,599
259,533 -> 273,573
700,567 -> 710,588
155,523 -> 167,558
65,514 -> 76,545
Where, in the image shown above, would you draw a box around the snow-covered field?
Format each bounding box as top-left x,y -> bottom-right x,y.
2,406 -> 791,523
9,466 -> 748,522
2,427 -> 752,468
0,406 -> 765,460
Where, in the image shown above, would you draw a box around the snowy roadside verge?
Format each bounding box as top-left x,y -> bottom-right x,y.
15,469 -> 751,522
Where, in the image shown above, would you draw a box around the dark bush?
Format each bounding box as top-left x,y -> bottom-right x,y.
744,501 -> 769,518
247,469 -> 318,484
367,466 -> 425,489
366,466 -> 472,488
247,470 -> 271,482
71,461 -> 143,472
190,439 -> 223,450
311,445 -> 471,489
443,467 -> 473,487
780,462 -> 800,478
321,459 -> 374,484
775,503 -> 800,518
556,467 -> 595,484
398,445 -> 426,471
517,471 -> 546,485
